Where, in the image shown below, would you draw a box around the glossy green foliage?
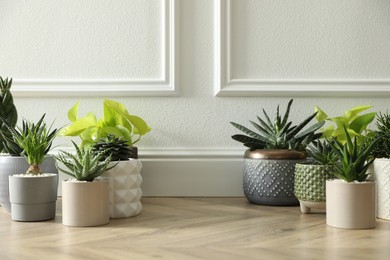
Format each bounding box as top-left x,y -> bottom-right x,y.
315,105 -> 376,144
62,99 -> 151,148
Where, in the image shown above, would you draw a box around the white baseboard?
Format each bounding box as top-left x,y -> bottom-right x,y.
58,148 -> 246,197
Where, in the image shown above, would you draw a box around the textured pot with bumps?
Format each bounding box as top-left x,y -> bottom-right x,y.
243,149 -> 306,206
9,173 -> 58,221
0,155 -> 58,213
62,179 -> 109,227
373,158 -> 390,220
326,180 -> 376,229
102,160 -> 143,218
294,164 -> 335,213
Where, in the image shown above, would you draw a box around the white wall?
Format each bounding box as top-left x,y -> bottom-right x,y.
1,0 -> 390,196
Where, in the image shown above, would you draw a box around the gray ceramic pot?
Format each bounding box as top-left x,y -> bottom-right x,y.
0,155 -> 58,212
9,173 -> 58,221
243,149 -> 307,206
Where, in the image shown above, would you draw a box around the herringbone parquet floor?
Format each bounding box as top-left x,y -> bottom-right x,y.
1,197 -> 390,260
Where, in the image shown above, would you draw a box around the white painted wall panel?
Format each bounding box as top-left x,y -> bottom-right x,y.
1,0 -> 390,196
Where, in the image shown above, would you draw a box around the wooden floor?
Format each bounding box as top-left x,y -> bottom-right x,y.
1,198 -> 390,260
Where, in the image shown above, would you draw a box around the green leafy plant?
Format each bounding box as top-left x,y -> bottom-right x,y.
328,126 -> 379,182
315,105 -> 376,144
62,99 -> 151,148
55,141 -> 116,182
0,114 -> 60,175
369,112 -> 390,159
230,99 -> 324,151
92,134 -> 134,161
0,76 -> 19,155
306,140 -> 338,165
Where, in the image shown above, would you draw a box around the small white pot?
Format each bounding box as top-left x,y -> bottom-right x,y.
102,160 -> 142,218
326,180 -> 376,229
373,158 -> 390,220
62,179 -> 109,227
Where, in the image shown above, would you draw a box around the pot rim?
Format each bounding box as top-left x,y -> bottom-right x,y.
244,149 -> 307,160
326,179 -> 375,185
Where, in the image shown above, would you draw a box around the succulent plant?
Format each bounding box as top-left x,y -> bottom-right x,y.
55,141 -> 116,182
0,76 -> 19,155
306,140 -> 338,165
328,126 -> 379,182
230,99 -> 324,151
92,134 -> 135,161
0,114 -> 60,174
369,112 -> 390,159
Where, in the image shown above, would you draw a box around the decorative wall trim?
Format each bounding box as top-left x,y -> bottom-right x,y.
13,0 -> 178,97
55,147 -> 245,197
214,0 -> 390,97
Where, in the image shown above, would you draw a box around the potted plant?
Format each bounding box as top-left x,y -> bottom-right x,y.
55,141 -> 115,227
326,127 -> 378,229
369,112 -> 390,220
92,134 -> 143,218
230,99 -> 324,205
294,105 -> 376,214
294,140 -> 337,213
1,115 -> 60,221
62,99 -> 151,157
0,76 -> 58,213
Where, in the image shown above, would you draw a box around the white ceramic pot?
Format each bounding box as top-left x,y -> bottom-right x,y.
9,173 -> 58,221
373,158 -> 390,220
62,179 -> 109,227
326,180 -> 376,229
102,160 -> 142,218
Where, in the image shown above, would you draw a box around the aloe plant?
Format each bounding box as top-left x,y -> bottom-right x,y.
0,76 -> 19,155
328,126 -> 379,182
92,134 -> 133,161
306,140 -> 338,165
230,99 -> 324,151
315,105 -> 376,144
62,99 -> 151,148
55,141 -> 116,182
0,114 -> 60,175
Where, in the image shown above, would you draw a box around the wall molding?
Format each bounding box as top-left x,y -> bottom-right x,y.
56,147 -> 246,197
12,0 -> 178,97
214,0 -> 390,97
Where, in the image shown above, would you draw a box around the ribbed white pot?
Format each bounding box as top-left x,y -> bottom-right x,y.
373,158 -> 390,220
102,160 -> 142,218
326,180 -> 376,229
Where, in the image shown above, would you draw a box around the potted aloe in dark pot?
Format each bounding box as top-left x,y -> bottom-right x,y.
230,99 -> 324,206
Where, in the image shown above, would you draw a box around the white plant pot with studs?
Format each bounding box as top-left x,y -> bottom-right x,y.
102,160 -> 142,218
373,158 -> 390,220
326,179 -> 376,229
62,179 -> 109,227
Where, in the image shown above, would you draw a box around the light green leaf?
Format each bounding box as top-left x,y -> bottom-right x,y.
127,115 -> 151,136
314,106 -> 328,122
344,105 -> 372,121
67,102 -> 80,122
63,113 -> 97,136
349,112 -> 376,134
329,116 -> 348,129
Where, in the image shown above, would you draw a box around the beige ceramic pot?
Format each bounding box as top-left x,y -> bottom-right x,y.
62,179 -> 109,227
326,180 -> 376,229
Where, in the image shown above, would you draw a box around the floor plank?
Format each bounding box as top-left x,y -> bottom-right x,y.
1,197 -> 390,259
